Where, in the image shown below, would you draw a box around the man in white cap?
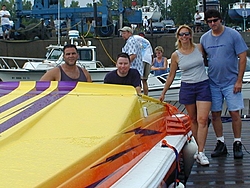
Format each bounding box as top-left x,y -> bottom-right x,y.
119,26 -> 143,84
134,32 -> 153,95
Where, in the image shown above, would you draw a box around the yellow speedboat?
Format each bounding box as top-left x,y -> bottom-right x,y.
0,81 -> 196,187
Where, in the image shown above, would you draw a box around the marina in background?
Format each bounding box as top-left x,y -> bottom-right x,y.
228,0 -> 250,31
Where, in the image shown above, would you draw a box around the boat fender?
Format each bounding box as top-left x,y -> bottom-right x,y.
143,106 -> 148,117
158,180 -> 167,188
161,140 -> 178,156
162,140 -> 180,187
168,181 -> 185,188
182,136 -> 198,178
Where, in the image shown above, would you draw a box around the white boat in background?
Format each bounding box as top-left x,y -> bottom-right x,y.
138,3 -> 162,21
148,57 -> 250,100
196,0 -> 221,22
147,71 -> 181,101
0,40 -> 116,82
228,0 -> 250,21
131,0 -> 161,21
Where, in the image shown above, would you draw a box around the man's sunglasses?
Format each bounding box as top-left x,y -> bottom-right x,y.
206,18 -> 220,23
178,32 -> 190,36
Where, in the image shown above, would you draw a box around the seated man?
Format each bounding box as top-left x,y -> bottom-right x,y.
40,44 -> 92,82
104,53 -> 141,94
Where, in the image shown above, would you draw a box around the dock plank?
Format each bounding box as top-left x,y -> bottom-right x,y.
186,121 -> 250,187
168,100 -> 250,187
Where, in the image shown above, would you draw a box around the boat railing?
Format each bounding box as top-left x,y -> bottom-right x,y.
75,60 -> 108,69
0,56 -> 45,69
228,2 -> 250,9
96,61 -> 106,68
140,94 -> 163,104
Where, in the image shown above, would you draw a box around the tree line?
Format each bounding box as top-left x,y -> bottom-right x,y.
1,0 -> 245,30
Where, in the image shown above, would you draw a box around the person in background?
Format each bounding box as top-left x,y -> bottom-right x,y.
134,32 -> 153,95
0,5 -> 11,40
160,25 -> 211,166
119,26 -> 143,78
40,44 -> 92,82
104,53 -> 141,94
194,10 -> 202,33
201,9 -> 248,159
143,16 -> 148,32
151,46 -> 168,76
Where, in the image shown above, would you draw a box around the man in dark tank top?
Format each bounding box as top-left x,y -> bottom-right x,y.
40,44 -> 92,82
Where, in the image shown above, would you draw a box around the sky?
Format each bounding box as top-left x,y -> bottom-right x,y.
65,0 -> 95,7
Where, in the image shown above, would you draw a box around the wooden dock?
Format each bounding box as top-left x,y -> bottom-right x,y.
186,121 -> 250,187
168,99 -> 250,187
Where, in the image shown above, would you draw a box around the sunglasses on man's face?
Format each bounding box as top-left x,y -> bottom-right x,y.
206,18 -> 220,23
178,32 -> 190,36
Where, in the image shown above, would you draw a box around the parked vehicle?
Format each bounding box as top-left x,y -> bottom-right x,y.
232,26 -> 242,32
161,19 -> 178,33
146,22 -> 165,34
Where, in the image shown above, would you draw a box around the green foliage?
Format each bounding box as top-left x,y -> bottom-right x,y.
168,0 -> 241,26
60,0 -> 65,8
22,0 -> 32,10
1,0 -> 15,18
86,3 -> 93,7
69,0 -> 80,8
169,0 -> 196,25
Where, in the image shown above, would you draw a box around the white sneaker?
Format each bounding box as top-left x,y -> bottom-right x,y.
196,152 -> 209,166
194,151 -> 198,160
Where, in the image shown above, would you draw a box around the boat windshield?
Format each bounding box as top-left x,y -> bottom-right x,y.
47,49 -> 63,60
45,48 -> 93,61
78,49 -> 93,61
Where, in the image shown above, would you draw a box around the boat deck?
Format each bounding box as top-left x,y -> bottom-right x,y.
168,100 -> 250,187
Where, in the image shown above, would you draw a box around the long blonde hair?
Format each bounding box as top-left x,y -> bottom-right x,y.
175,25 -> 195,49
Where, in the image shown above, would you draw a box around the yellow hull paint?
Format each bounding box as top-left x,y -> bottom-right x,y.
0,81 -> 190,187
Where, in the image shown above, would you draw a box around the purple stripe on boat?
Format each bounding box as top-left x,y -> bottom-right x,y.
0,82 -> 20,97
0,81 -> 51,113
58,81 -> 78,91
0,81 -> 77,133
35,81 -> 51,91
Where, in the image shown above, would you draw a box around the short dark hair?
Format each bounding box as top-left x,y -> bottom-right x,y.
117,53 -> 130,62
63,44 -> 77,53
204,9 -> 222,21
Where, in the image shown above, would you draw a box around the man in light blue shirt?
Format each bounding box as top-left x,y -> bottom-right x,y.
201,9 -> 248,159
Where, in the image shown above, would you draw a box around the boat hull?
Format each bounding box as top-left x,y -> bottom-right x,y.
0,81 -> 191,187
147,59 -> 250,100
228,2 -> 250,20
0,69 -> 46,81
0,68 -> 116,83
142,11 -> 161,21
228,9 -> 250,20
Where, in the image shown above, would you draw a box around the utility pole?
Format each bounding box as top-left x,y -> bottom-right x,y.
203,0 -> 206,13
165,0 -> 168,19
